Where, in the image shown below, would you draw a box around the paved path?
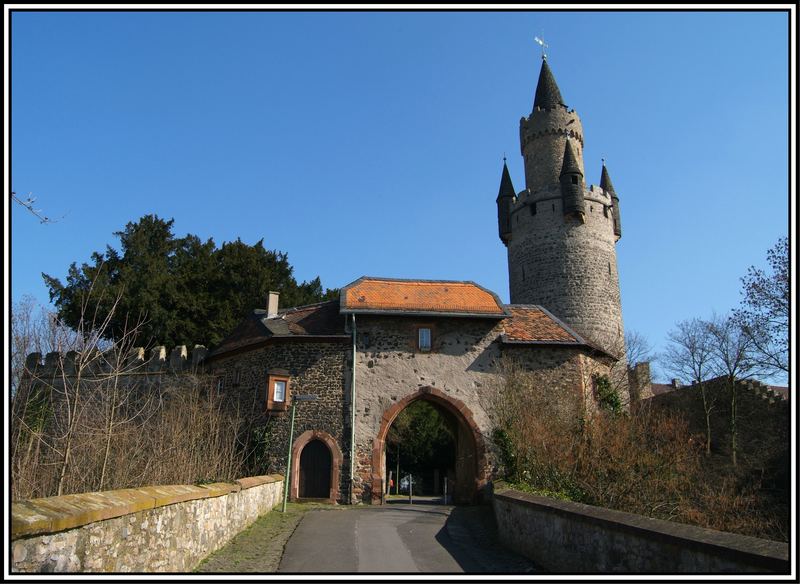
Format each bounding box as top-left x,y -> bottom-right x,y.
278,502 -> 538,574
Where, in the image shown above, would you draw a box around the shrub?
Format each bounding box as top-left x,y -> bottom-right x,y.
491,360 -> 787,541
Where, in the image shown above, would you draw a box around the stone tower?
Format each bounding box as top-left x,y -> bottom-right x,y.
496,56 -> 625,356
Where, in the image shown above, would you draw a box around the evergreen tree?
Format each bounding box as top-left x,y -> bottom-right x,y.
43,215 -> 338,348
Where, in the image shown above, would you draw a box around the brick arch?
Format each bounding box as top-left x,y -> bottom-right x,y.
291,430 -> 342,503
370,386 -> 488,504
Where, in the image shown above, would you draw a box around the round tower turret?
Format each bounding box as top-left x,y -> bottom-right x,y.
519,59 -> 585,195
503,57 -> 625,356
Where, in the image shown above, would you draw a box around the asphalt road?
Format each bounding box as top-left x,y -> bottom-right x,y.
277,502 -> 538,574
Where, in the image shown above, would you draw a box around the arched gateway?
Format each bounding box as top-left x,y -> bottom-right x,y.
370,386 -> 489,505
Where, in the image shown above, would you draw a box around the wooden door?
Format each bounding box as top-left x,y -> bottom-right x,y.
299,439 -> 332,498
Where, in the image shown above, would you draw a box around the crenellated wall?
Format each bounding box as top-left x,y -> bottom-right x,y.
11,475 -> 283,573
24,344 -> 210,378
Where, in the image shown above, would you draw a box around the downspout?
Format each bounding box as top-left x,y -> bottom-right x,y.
350,313 -> 357,504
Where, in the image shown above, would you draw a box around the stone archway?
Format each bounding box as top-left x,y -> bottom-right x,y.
291,430 -> 342,503
370,386 -> 488,504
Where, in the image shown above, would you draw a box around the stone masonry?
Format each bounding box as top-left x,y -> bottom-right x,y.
350,315 -> 616,504
11,475 -> 283,573
500,57 -> 626,360
209,340 -> 350,503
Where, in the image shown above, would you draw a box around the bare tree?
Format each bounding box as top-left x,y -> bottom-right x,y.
625,329 -> 655,368
52,286 -> 128,495
734,237 -> 789,380
707,313 -> 755,467
663,318 -> 716,454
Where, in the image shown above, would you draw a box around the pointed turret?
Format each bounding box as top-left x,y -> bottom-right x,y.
560,139 -> 582,176
559,139 -> 585,220
601,162 -> 622,239
533,59 -> 566,111
496,160 -> 515,245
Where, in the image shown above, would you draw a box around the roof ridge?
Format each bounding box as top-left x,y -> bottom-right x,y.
354,275 -> 484,285
279,299 -> 338,314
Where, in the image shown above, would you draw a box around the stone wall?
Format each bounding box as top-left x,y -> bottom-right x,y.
520,105 -> 585,192
351,315 -> 504,503
493,487 -> 789,574
11,475 -> 283,573
502,345 -> 617,415
506,182 -> 624,356
349,315 -> 616,503
209,340 -> 350,502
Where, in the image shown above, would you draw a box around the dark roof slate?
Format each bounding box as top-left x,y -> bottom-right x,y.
209,300 -> 346,357
533,59 -> 565,111
560,139 -> 582,176
497,161 -> 516,201
600,163 -> 618,199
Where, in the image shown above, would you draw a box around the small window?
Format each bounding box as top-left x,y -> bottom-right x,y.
234,368 -> 242,386
216,377 -> 224,394
530,203 -> 537,215
273,380 -> 286,402
266,372 -> 291,411
603,205 -> 609,218
418,328 -> 432,352
571,176 -> 578,184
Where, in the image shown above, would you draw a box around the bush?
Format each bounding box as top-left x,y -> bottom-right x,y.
491,361 -> 787,541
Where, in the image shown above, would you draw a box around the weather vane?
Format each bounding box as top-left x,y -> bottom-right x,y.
534,34 -> 548,60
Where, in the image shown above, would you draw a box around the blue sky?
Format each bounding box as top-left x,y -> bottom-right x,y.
8,9 -> 791,382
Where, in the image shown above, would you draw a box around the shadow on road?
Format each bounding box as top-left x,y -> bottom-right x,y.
436,504 -> 542,574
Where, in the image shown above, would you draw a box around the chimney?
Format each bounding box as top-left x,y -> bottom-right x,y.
267,291 -> 280,318
671,378 -> 682,389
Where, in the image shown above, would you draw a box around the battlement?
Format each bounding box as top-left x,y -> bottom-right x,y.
742,379 -> 787,403
23,345 -> 209,378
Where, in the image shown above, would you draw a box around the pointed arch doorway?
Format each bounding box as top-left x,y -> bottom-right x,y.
291,430 -> 343,503
370,386 -> 488,504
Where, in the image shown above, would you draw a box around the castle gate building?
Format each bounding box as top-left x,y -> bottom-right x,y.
205,54 -> 630,504
25,55 -> 632,506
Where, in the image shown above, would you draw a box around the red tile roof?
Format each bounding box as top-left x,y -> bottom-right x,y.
501,306 -> 579,343
340,277 -> 506,317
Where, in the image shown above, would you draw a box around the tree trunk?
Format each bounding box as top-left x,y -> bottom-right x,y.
699,382 -> 712,455
99,394 -> 116,491
729,376 -> 738,467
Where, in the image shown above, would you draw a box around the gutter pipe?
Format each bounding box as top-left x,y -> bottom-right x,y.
350,313 -> 357,504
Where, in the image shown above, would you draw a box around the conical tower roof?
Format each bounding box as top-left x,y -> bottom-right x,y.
560,139 -> 582,176
496,160 -> 516,201
600,162 -> 618,199
533,59 -> 565,111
